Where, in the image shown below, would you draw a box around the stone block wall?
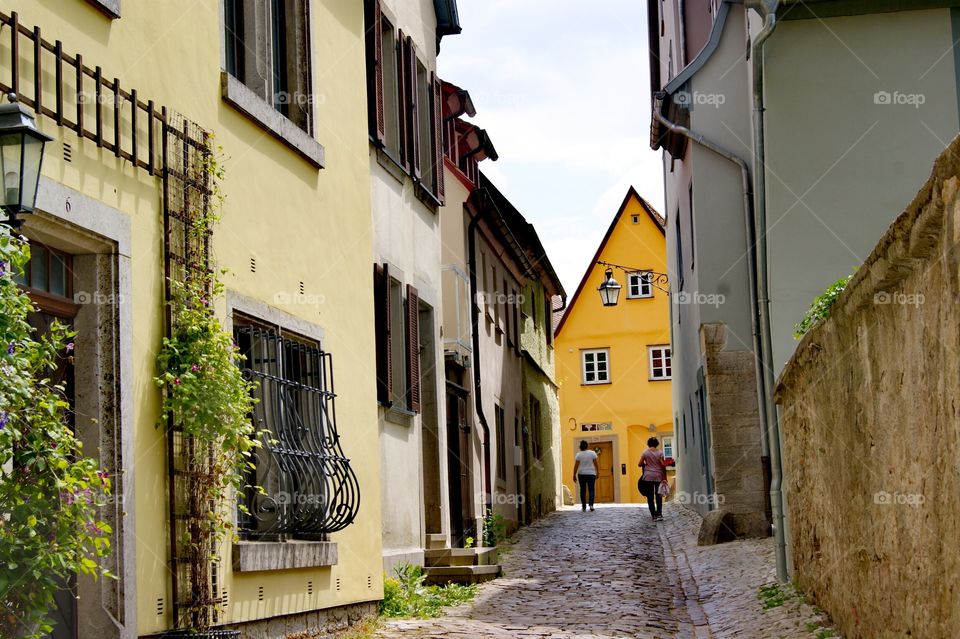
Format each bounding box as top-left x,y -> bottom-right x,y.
775,136 -> 960,639
700,324 -> 769,538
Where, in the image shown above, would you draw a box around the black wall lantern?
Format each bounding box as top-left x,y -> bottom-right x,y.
0,93 -> 52,227
597,268 -> 622,307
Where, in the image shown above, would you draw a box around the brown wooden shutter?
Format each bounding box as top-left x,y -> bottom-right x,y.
369,0 -> 385,144
407,39 -> 421,179
396,31 -> 410,170
406,284 -> 421,413
374,263 -> 393,405
432,73 -> 445,203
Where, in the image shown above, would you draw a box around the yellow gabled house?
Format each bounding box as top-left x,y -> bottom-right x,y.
556,187 -> 673,505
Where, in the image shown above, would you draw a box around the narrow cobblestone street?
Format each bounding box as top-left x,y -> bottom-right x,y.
377,504 -> 828,639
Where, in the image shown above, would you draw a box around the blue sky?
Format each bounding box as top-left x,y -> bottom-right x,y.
438,0 -> 665,296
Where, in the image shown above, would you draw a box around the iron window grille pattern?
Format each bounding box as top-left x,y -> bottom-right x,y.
234,323 -> 360,539
581,348 -> 610,384
649,345 -> 672,380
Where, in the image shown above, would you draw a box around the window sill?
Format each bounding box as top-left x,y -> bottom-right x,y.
582,380 -> 612,386
385,404 -> 416,426
232,540 -> 338,572
221,71 -> 325,168
415,181 -> 442,209
375,145 -> 407,184
86,0 -> 120,18
649,377 -> 672,382
626,295 -> 654,300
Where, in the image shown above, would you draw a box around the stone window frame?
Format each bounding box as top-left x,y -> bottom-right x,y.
33,178 -> 135,639
626,271 -> 654,299
223,291 -> 338,571
649,345 -> 672,380
219,0 -> 325,168
581,348 -> 611,385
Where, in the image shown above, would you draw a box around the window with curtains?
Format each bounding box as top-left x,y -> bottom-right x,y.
224,0 -> 313,134
365,0 -> 445,203
373,263 -> 421,413
233,316 -> 360,537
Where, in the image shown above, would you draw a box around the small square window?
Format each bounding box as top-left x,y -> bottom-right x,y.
662,436 -> 674,459
649,346 -> 672,380
582,349 -> 610,384
627,272 -> 654,299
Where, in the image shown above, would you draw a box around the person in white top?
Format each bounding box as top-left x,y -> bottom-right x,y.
572,440 -> 599,512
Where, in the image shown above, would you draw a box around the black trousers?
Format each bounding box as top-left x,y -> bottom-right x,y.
639,479 -> 663,517
578,474 -> 597,508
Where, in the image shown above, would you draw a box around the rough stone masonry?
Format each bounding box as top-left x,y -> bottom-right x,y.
776,135 -> 960,639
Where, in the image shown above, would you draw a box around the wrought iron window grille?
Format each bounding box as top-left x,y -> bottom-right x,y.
234,324 -> 360,540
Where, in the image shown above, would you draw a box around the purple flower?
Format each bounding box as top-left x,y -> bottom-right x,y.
0,412 -> 7,430
65,342 -> 75,353
173,377 -> 182,386
6,342 -> 13,355
191,364 -> 199,372
61,491 -> 76,506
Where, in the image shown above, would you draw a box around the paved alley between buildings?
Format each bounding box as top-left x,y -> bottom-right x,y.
376,504 -> 830,639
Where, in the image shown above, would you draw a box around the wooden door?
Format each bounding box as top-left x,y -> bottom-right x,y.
593,442 -> 615,503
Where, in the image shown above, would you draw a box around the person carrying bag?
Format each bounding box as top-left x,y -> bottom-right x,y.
638,436 -> 668,522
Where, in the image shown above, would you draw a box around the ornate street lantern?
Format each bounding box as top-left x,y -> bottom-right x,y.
0,94 -> 53,227
597,268 -> 621,307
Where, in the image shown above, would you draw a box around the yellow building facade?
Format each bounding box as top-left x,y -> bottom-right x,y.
1,1 -> 381,636
556,188 -> 673,505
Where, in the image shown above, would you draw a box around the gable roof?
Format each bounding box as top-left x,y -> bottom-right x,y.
553,187 -> 664,336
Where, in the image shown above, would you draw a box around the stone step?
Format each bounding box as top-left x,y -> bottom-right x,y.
423,564 -> 501,585
425,534 -> 448,550
423,547 -> 498,567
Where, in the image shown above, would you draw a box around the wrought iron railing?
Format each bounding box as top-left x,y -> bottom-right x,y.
234,325 -> 360,538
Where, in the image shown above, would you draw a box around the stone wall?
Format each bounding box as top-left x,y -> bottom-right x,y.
775,136 -> 960,639
700,324 -> 769,539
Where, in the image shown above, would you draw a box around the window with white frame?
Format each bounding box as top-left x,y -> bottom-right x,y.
581,349 -> 610,384
649,345 -> 672,380
662,436 -> 674,459
627,271 -> 653,299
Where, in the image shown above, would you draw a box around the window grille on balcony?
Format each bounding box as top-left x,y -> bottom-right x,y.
234,323 -> 360,539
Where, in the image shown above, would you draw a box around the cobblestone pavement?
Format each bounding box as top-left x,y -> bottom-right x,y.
377,503 -> 834,639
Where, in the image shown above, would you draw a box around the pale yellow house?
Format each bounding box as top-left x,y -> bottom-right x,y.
555,188 -> 673,505
1,1 -> 381,636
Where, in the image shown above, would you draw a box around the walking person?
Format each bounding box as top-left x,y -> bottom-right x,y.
638,437 -> 668,521
572,440 -> 598,512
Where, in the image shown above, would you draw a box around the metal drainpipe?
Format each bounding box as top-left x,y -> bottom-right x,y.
747,0 -> 788,583
467,198 -> 494,515
651,107 -> 769,468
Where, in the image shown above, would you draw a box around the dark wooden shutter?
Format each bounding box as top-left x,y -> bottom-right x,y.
432,73 -> 445,202
407,38 -> 421,179
406,284 -> 421,413
374,263 -> 393,405
396,31 -> 409,170
367,0 -> 385,144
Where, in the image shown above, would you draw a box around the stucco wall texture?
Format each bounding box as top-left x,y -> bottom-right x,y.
776,136 -> 960,639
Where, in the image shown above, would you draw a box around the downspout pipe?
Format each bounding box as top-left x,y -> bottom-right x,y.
467,197 -> 494,514
746,0 -> 788,583
652,105 -> 769,470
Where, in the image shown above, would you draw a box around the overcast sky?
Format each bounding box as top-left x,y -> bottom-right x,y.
438,0 -> 665,297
